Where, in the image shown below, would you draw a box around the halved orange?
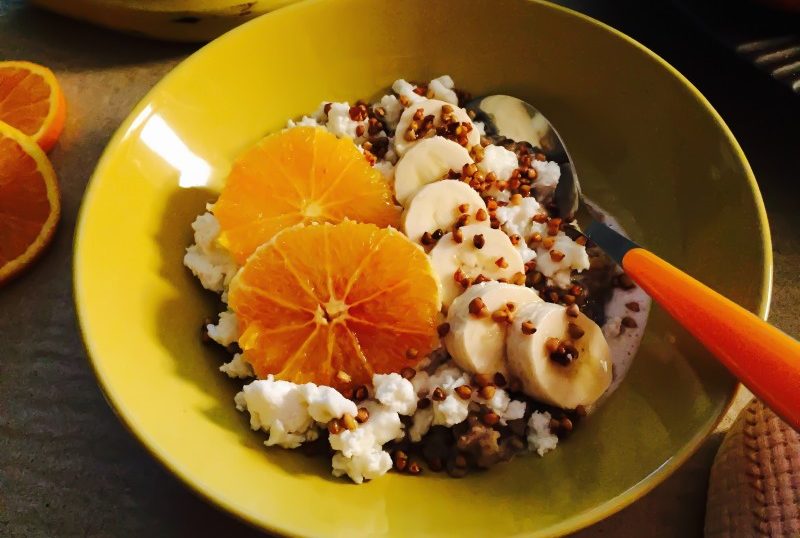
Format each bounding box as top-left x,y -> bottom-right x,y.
228,221 -> 441,392
0,121 -> 60,285
0,61 -> 66,153
214,126 -> 400,265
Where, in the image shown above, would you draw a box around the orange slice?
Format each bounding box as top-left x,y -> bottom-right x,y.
228,221 -> 441,392
0,122 -> 60,285
214,126 -> 400,265
0,61 -> 66,153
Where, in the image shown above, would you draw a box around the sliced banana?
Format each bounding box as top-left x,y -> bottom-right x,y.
394,99 -> 480,157
445,282 -> 543,376
402,180 -> 488,244
429,224 -> 524,307
507,302 -> 612,409
394,137 -> 472,205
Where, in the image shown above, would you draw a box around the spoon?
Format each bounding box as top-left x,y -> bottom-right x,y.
467,94 -> 800,430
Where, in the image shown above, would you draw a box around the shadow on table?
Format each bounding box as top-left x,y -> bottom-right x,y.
152,186 -> 336,484
0,1 -> 195,70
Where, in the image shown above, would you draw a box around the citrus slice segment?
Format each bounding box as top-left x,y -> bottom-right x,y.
228,221 -> 441,393
0,121 -> 60,285
214,127 -> 400,265
0,61 -> 67,152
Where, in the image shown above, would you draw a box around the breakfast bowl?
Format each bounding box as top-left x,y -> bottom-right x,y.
73,0 -> 771,535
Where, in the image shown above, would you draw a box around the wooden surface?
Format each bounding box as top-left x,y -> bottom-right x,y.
0,0 -> 797,536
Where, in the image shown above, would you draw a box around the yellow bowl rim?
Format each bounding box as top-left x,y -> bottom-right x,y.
73,0 -> 773,536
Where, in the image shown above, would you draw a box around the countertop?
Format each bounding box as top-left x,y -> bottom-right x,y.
1,0 -> 798,536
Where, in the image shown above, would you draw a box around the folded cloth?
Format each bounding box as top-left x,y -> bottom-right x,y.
706,398 -> 800,537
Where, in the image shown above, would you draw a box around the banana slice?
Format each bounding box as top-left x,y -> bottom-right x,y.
507,302 -> 612,409
429,224 -> 525,307
394,137 -> 472,205
394,99 -> 480,157
445,282 -> 543,375
402,180 -> 488,244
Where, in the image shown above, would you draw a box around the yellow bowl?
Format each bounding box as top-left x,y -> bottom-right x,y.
74,0 -> 771,535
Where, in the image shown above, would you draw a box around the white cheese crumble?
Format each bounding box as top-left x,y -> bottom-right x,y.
375,94 -> 403,130
302,384 -> 360,424
531,159 -> 561,200
410,370 -> 430,395
329,400 -> 404,483
373,373 -> 417,415
486,188 -> 512,203
527,411 -> 559,456
470,380 -> 526,425
408,364 -> 472,429
408,406 -> 434,443
207,310 -> 238,347
535,232 -> 590,289
493,180 -> 588,288
324,102 -> 367,142
235,377 -> 317,449
504,400 -> 527,421
429,365 -> 471,426
407,361 -> 528,435
220,353 -> 253,379
234,376 -> 356,449
435,394 -> 470,426
479,385 -> 511,415
287,115 -> 319,127
236,373 -> 412,484
392,79 -> 425,105
331,449 -> 392,485
477,145 -> 518,181
427,364 -> 471,392
495,197 -> 547,263
428,75 -> 459,105
329,401 -> 404,456
183,212 -> 238,294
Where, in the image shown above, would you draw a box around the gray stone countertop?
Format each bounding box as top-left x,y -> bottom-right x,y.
1,0 -> 797,536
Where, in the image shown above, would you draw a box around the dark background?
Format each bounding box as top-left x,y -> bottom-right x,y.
0,0 -> 797,536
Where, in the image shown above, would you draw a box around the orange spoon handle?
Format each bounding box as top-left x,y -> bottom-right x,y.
622,248 -> 800,430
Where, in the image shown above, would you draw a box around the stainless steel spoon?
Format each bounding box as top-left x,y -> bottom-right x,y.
467,95 -> 800,430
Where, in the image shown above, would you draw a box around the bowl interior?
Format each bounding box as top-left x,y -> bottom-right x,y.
74,0 -> 769,536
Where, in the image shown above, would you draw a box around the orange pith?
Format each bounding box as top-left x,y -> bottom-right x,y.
0,61 -> 66,153
214,127 -> 400,265
228,221 -> 441,393
0,122 -> 60,285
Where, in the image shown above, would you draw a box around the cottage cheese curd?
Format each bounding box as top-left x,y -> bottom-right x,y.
527,411 -> 559,456
324,102 -> 368,142
373,373 -> 417,415
183,212 -> 237,294
535,232 -> 590,289
220,353 -> 253,379
207,310 -> 238,347
392,79 -> 425,105
531,159 -> 561,200
427,75 -> 459,105
235,376 -> 321,449
495,197 -> 546,263
478,144 -> 519,182
375,94 -> 403,130
329,400 -> 407,483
